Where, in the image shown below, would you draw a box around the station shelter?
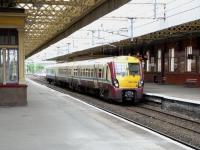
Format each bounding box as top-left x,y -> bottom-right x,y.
0,0 -> 128,106
0,8 -> 26,106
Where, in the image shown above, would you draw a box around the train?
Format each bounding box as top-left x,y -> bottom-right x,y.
46,56 -> 144,103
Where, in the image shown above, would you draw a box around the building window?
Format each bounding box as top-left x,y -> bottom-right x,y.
0,29 -> 18,45
186,46 -> 196,72
157,50 -> 162,72
98,69 -> 102,78
186,46 -> 192,72
169,48 -> 175,72
179,56 -> 185,73
0,48 -> 18,84
146,51 -> 150,72
150,57 -> 156,72
0,49 -> 3,83
164,55 -> 168,73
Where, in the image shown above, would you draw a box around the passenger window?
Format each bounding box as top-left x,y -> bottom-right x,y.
106,67 -> 108,80
99,69 -> 102,78
91,69 -> 94,78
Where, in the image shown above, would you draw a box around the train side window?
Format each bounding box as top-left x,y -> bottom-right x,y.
86,69 -> 88,77
84,68 -> 86,77
102,68 -> 104,79
79,68 -> 81,77
98,69 -> 102,78
74,69 -> 76,76
94,68 -> 96,77
106,66 -> 108,80
91,69 -> 94,78
88,68 -> 90,77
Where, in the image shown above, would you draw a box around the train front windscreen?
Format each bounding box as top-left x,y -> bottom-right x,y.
115,63 -> 140,76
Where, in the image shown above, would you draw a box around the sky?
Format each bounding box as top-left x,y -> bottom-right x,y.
27,0 -> 200,62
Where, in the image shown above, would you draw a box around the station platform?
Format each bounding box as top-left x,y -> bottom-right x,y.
144,83 -> 200,104
0,79 -> 192,150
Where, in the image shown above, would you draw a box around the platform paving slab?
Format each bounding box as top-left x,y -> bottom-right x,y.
0,79 -> 192,150
144,83 -> 200,102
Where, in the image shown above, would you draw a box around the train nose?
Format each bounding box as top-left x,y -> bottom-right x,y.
117,75 -> 140,88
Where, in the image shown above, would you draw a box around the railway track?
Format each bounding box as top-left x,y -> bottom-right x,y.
28,75 -> 200,149
127,105 -> 200,134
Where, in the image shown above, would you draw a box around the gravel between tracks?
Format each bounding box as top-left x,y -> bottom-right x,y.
28,75 -> 200,149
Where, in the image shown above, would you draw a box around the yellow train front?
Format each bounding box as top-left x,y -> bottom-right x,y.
108,56 -> 144,103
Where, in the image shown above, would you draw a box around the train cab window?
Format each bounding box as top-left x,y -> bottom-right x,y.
115,63 -> 128,76
129,63 -> 140,75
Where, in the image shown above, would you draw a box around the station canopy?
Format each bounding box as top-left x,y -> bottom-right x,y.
15,0 -> 129,58
47,19 -> 200,62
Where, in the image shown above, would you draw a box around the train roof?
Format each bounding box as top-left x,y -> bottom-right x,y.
46,56 -> 140,69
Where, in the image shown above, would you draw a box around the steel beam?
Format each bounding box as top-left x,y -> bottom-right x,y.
25,0 -> 130,58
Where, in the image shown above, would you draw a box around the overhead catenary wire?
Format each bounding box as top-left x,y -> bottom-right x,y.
134,4 -> 200,29
49,0 -> 200,52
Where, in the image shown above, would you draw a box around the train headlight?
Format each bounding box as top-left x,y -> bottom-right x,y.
112,79 -> 119,88
138,80 -> 144,88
